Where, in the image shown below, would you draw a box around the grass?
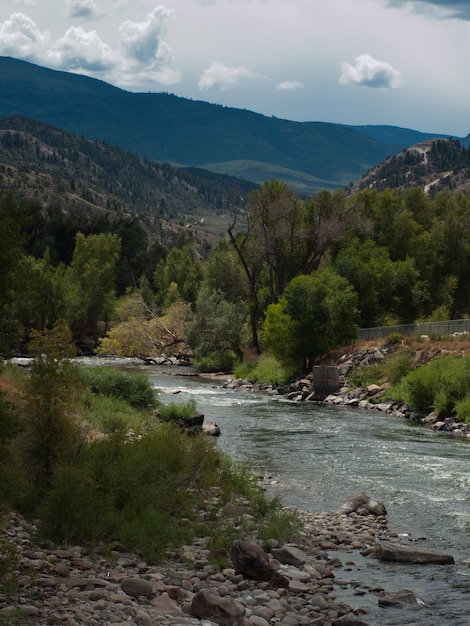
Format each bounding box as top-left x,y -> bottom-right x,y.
234,354 -> 289,386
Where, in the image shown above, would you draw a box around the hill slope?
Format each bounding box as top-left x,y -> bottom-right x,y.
350,138 -> 470,195
0,116 -> 257,244
0,56 -> 456,195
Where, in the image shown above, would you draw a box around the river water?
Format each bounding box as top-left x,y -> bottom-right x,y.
130,364 -> 470,625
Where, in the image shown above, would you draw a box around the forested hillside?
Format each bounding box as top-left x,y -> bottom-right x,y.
351,138 -> 470,195
0,56 -> 454,194
0,116 -> 256,246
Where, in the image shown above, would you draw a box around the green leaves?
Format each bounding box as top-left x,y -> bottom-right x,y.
264,269 -> 359,372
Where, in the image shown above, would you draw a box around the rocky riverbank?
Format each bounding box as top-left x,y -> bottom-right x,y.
1,494 -> 436,626
222,343 -> 470,438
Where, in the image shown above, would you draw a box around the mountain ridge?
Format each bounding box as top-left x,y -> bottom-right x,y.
0,56 -> 461,194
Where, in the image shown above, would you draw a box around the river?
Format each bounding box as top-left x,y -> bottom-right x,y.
127,363 -> 470,625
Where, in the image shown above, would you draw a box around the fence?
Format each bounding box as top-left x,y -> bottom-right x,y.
358,319 -> 470,342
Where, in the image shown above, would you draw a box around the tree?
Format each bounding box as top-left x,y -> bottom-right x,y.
186,286 -> 247,360
68,232 -> 122,338
264,269 -> 359,372
0,192 -> 28,354
23,321 -> 82,496
333,238 -> 428,326
153,244 -> 203,309
97,292 -> 191,360
228,182 -> 359,352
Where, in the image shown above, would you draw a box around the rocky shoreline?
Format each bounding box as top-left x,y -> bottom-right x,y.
2,492 -> 452,626
221,344 -> 470,438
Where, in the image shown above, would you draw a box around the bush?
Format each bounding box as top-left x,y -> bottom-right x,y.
157,398 -> 197,422
79,390 -> 155,434
194,351 -> 237,373
78,366 -> 158,410
234,354 -> 289,386
391,355 -> 470,416
455,396 -> 470,424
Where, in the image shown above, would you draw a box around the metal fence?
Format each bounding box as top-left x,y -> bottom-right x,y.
358,319 -> 470,342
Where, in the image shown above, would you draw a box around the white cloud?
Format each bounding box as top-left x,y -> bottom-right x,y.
0,12 -> 50,60
118,6 -> 175,64
66,0 -> 99,20
53,26 -> 115,72
339,53 -> 402,89
276,80 -> 304,91
0,7 -> 182,89
198,61 -> 263,90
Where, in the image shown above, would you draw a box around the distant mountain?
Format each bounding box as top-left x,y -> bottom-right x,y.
0,56 -> 460,195
0,116 -> 256,244
350,138 -> 470,195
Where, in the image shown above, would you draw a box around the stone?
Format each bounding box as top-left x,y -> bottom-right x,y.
271,545 -> 307,567
376,541 -> 454,564
335,494 -> 386,517
378,589 -> 425,607
191,589 -> 247,625
120,577 -> 154,599
230,541 -> 289,588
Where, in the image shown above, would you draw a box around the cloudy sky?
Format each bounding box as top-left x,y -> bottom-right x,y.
0,0 -> 469,136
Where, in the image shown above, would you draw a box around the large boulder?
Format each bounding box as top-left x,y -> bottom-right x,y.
191,589 -> 247,625
230,540 -> 289,588
376,540 -> 454,564
336,493 -> 386,517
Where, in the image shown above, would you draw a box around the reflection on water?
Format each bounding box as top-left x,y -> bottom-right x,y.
136,365 -> 470,624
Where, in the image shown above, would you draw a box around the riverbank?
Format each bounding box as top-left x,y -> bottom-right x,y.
219,339 -> 470,438
1,497 -> 405,626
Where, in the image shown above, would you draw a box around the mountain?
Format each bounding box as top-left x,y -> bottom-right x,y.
0,56 -> 459,195
349,137 -> 470,196
0,115 -> 257,245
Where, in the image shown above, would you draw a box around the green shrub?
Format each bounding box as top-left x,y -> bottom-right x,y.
386,333 -> 405,345
0,536 -> 20,600
194,351 -> 237,373
234,354 -> 289,386
454,395 -> 470,424
391,355 -> 470,416
78,366 -> 158,410
158,398 -> 197,422
79,390 -> 155,434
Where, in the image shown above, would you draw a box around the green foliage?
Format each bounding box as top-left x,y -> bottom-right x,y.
79,391 -> 155,434
194,351 -> 237,373
38,422 -> 267,562
264,269 -> 359,372
391,356 -> 470,417
234,354 -> 289,385
0,535 -> 20,600
187,286 -> 247,361
0,392 -> 20,508
454,396 -> 470,424
257,504 -> 303,545
347,348 -> 414,389
68,232 -> 122,337
157,398 -> 197,422
22,321 -> 83,497
154,244 -> 203,308
78,366 -> 158,410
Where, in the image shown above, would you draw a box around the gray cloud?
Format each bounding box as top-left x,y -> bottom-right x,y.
67,0 -> 99,20
386,0 -> 470,19
340,53 -> 402,89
